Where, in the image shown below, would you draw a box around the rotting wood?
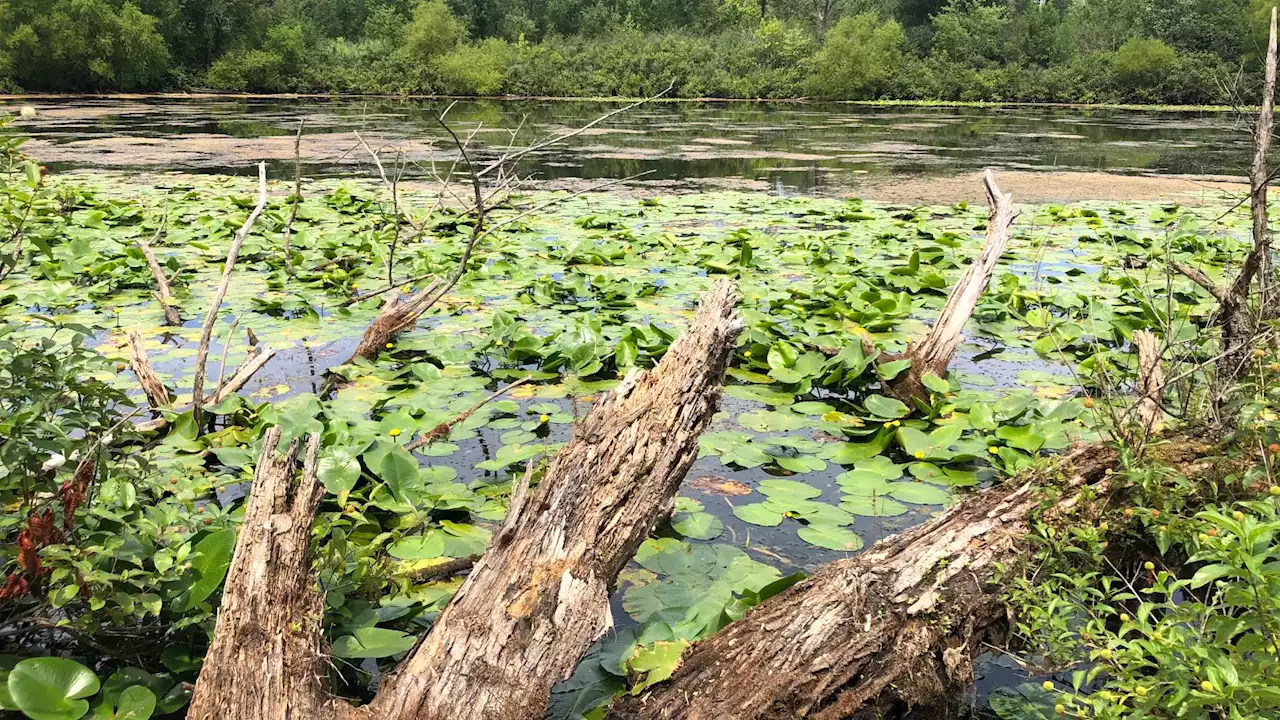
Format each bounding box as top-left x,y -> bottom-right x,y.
1133,329 -> 1166,436
135,229 -> 182,326
607,444 -> 1121,720
189,280 -> 744,720
879,169 -> 1017,404
191,162 -> 268,425
343,278 -> 443,364
125,329 -> 170,410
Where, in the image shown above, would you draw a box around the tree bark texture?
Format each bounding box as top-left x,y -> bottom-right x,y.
189,280 -> 744,720
608,444 -> 1118,720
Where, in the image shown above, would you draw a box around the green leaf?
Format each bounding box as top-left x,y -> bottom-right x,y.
757,479 -> 821,499
1189,563 -> 1239,588
8,658 -> 100,720
839,495 -> 910,517
876,359 -> 912,381
331,628 -> 418,659
175,528 -> 236,612
114,686 -> 156,720
884,482 -> 951,505
628,641 -> 688,693
318,448 -> 361,501
672,512 -> 723,540
388,531 -> 446,560
732,503 -> 783,527
968,402 -> 997,431
921,372 -> 950,393
797,525 -> 864,552
864,394 -> 909,419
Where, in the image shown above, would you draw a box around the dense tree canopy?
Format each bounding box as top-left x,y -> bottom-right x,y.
0,0 -> 1270,103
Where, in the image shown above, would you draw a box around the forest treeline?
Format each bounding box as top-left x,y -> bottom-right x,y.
0,0 -> 1275,104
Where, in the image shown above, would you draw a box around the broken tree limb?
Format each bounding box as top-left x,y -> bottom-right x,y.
190,280 -> 744,720
882,170 -> 1017,404
187,430 -> 331,720
135,347 -> 276,433
126,330 -> 170,410
343,278 -> 443,364
1133,329 -> 1166,436
406,375 -> 533,452
191,162 -> 268,425
135,230 -> 182,326
608,443 -> 1120,720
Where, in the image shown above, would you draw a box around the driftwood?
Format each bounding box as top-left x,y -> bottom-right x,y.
405,375 -> 532,451
189,280 -> 744,720
191,162 -> 269,424
1172,7 -> 1276,405
125,330 -> 170,409
282,120 -> 304,279
608,444 -> 1119,720
881,170 -> 1017,403
135,230 -> 182,326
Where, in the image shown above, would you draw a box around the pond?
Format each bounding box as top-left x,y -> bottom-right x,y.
1,96 -> 1256,196
0,99 -> 1250,718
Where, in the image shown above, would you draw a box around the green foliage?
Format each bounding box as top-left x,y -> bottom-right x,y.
0,0 -> 169,91
808,13 -> 905,99
1112,37 -> 1178,97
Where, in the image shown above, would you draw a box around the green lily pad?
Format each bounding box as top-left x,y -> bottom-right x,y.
797,524 -> 865,552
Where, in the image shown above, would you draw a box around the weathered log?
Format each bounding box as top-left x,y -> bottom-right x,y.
1133,329 -> 1166,435
884,170 -> 1016,404
344,279 -> 443,364
135,231 -> 182,326
189,280 -> 744,720
186,430 -> 334,720
608,444 -> 1118,720
126,329 -> 170,410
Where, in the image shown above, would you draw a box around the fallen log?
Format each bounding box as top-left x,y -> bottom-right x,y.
189,280 -> 744,720
881,170 -> 1017,404
608,443 -> 1118,720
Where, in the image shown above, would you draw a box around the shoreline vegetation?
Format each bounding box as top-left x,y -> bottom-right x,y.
0,92 -> 1251,113
2,0 -> 1278,106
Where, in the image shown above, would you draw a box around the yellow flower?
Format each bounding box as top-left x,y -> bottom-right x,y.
385,343 -> 394,349
1042,681 -> 1054,692
913,451 -> 925,459
539,414 -> 550,423
988,446 -> 999,454
891,420 -> 901,427
744,350 -> 752,357
388,428 -> 401,437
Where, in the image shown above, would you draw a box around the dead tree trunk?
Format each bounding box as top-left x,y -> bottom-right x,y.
135,232 -> 182,326
189,280 -> 744,720
882,170 -> 1016,404
607,444 -> 1118,720
1133,329 -> 1166,436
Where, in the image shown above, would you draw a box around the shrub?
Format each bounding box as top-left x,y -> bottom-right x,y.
433,39 -> 510,95
808,13 -> 906,99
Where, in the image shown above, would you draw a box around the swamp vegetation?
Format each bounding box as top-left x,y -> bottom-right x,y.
3,22 -> 1280,720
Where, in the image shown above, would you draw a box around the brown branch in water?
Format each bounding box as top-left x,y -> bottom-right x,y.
137,222 -> 183,326
407,554 -> 481,583
405,376 -> 533,451
191,162 -> 268,426
882,169 -> 1017,404
282,120 -> 305,279
136,348 -> 276,433
126,329 -> 170,410
1170,261 -> 1229,304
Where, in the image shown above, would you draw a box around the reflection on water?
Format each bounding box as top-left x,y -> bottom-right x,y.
0,97 -> 1254,192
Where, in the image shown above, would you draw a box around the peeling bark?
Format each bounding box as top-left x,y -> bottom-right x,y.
190,280 -> 744,720
608,445 -> 1118,720
1134,329 -> 1166,435
126,329 -> 170,410
884,170 -> 1017,404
